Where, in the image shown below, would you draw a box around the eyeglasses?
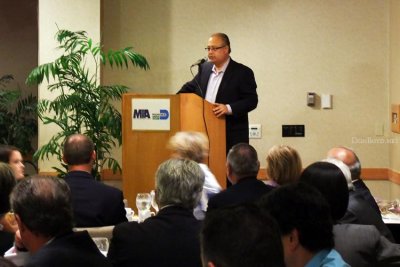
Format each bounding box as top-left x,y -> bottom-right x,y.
204,45 -> 226,52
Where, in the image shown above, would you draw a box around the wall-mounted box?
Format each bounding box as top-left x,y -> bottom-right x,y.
391,104 -> 400,133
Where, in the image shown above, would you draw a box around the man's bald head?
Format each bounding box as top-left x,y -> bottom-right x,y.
327,147 -> 361,181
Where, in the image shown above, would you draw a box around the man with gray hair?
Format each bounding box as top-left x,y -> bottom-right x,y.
108,158 -> 205,267
10,176 -> 111,267
207,143 -> 274,210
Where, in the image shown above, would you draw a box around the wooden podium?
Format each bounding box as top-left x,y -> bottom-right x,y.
122,93 -> 226,208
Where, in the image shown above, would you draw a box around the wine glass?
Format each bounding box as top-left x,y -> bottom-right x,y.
150,190 -> 159,213
136,193 -> 152,222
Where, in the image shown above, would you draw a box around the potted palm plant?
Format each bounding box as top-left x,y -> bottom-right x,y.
26,29 -> 149,179
0,74 -> 37,156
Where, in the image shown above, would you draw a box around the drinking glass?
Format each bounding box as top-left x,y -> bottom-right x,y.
136,193 -> 152,222
150,190 -> 159,213
92,237 -> 109,256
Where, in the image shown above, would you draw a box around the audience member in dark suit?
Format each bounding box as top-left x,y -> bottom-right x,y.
207,143 -> 274,210
300,161 -> 400,267
327,146 -> 381,214
0,163 -> 16,256
108,158 -> 205,267
10,176 -> 111,267
259,183 -> 350,267
201,203 -> 284,267
179,33 -> 258,154
63,134 -> 127,227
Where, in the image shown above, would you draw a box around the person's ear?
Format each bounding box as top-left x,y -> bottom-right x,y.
288,228 -> 300,250
91,150 -> 96,162
207,261 -> 216,267
14,214 -> 25,232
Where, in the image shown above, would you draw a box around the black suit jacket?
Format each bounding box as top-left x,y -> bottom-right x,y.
64,171 -> 127,227
25,231 -> 112,267
108,206 -> 202,267
179,59 -> 258,150
340,191 -> 395,242
353,179 -> 381,215
207,177 -> 274,210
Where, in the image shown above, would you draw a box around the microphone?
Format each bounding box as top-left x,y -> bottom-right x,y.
190,57 -> 207,67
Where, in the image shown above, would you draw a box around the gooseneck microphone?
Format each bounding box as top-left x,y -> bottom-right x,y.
190,57 -> 207,67
189,57 -> 207,98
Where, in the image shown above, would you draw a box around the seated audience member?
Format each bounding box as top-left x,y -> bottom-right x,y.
63,134 -> 127,227
201,203 -> 285,267
0,145 -> 25,181
10,176 -> 112,267
0,163 -> 17,255
327,146 -> 381,214
207,143 -> 274,210
300,161 -> 400,267
167,131 -> 221,219
265,145 -> 302,187
259,183 -> 349,267
108,158 -> 205,267
324,157 -> 395,242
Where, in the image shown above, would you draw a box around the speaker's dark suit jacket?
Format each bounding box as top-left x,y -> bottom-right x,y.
353,178 -> 381,215
207,177 -> 274,210
25,231 -> 112,267
64,171 -> 127,227
179,58 -> 258,151
108,205 -> 202,267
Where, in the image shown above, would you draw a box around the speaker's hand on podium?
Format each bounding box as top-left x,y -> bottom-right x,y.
212,103 -> 228,118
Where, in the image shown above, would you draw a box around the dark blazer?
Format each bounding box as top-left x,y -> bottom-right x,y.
179,59 -> 258,150
334,223 -> 400,267
340,191 -> 395,242
207,177 -> 274,210
64,171 -> 127,227
25,231 -> 112,267
108,206 -> 202,267
353,178 -> 381,215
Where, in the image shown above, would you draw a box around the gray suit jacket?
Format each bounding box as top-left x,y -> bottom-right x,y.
334,224 -> 400,267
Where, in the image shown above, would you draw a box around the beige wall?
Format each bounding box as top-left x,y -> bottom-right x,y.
38,0 -> 101,171
390,0 -> 400,174
102,0 -> 390,170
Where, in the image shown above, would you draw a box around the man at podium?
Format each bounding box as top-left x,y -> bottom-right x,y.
179,33 -> 258,154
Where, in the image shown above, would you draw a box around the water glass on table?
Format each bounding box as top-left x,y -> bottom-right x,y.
136,193 -> 153,223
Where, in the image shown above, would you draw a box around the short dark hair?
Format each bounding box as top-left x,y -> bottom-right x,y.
201,203 -> 284,267
10,176 -> 73,237
211,33 -> 231,53
0,145 -> 20,163
259,182 -> 334,253
300,161 -> 349,221
227,143 -> 260,178
63,134 -> 94,165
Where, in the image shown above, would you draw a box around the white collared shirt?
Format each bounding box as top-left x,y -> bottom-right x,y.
205,58 -> 230,104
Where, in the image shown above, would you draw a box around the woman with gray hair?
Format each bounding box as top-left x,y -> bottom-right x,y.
167,131 -> 221,219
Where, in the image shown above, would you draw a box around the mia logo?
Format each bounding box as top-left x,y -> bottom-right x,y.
133,109 -> 150,119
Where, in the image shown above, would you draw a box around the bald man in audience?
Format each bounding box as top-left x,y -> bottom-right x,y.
63,134 -> 127,227
327,147 -> 380,214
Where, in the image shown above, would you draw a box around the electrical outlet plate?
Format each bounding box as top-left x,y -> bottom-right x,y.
249,124 -> 262,139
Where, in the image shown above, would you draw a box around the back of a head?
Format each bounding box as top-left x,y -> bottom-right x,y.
167,131 -> 209,163
63,134 -> 94,165
266,145 -> 302,185
10,176 -> 73,237
227,143 -> 260,179
327,146 -> 361,181
155,158 -> 205,209
300,161 -> 349,221
201,204 -> 284,267
0,162 -> 16,214
259,183 -> 334,253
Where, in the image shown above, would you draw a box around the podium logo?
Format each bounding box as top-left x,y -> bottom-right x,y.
133,109 -> 151,119
133,109 -> 169,120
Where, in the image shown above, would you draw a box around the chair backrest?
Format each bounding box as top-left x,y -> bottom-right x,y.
73,225 -> 115,240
